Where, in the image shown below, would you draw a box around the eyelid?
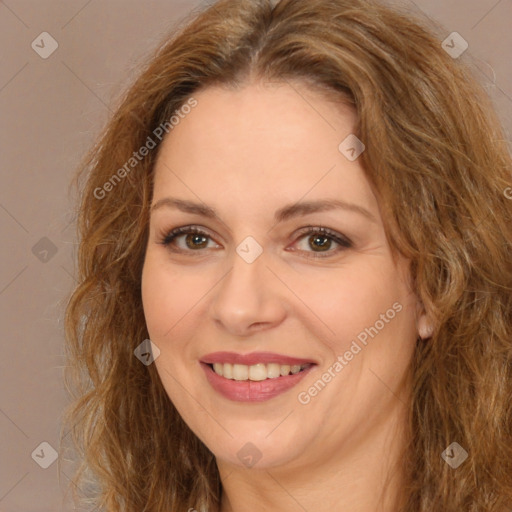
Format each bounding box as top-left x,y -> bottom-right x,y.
293,225 -> 352,245
158,225 -> 220,248
287,226 -> 352,259
158,224 -> 352,258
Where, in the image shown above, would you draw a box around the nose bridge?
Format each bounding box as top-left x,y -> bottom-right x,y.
210,241 -> 286,334
218,244 -> 268,307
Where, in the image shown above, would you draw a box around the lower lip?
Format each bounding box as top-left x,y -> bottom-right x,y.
200,362 -> 314,402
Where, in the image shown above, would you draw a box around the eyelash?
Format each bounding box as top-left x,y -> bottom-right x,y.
157,225 -> 353,259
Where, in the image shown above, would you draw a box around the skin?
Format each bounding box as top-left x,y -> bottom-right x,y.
141,80 -> 432,512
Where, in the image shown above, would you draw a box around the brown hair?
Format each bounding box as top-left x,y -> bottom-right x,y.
61,0 -> 512,510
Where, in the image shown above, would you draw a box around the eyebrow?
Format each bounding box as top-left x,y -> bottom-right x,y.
150,197 -> 376,223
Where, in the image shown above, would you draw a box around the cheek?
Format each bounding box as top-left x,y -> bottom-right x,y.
289,259 -> 408,353
141,257 -> 201,406
141,259 -> 173,340
141,254 -> 204,340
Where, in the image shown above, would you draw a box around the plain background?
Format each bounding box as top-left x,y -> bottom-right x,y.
0,0 -> 511,510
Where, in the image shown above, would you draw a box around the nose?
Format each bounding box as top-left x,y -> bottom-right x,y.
210,246 -> 287,338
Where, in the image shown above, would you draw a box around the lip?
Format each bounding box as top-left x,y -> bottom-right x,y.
200,355 -> 316,403
201,351 -> 316,366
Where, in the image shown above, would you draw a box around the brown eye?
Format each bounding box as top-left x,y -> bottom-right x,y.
308,233 -> 332,252
292,227 -> 352,259
159,225 -> 352,259
184,233 -> 209,249
160,226 -> 219,254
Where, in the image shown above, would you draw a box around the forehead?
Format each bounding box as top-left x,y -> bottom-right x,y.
152,81 -> 376,218
157,80 -> 356,158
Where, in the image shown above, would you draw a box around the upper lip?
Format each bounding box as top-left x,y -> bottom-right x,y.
201,351 -> 317,366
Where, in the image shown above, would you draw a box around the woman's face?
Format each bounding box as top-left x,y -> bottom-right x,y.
141,81 -> 426,470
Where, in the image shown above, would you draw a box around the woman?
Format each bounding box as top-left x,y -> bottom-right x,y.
62,0 -> 512,510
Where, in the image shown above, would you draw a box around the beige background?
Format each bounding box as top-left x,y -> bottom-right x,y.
0,0 -> 510,510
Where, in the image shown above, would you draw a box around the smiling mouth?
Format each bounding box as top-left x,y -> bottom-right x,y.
208,362 -> 313,381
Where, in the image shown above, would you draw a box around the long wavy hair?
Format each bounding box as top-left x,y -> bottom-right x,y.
61,0 -> 512,510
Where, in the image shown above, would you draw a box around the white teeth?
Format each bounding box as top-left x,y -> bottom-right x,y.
267,363 -> 281,379
280,364 -> 291,376
248,363 -> 267,381
223,363 -> 233,379
211,362 -> 310,380
233,364 -> 249,381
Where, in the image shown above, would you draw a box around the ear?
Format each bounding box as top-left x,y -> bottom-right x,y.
417,308 -> 434,340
